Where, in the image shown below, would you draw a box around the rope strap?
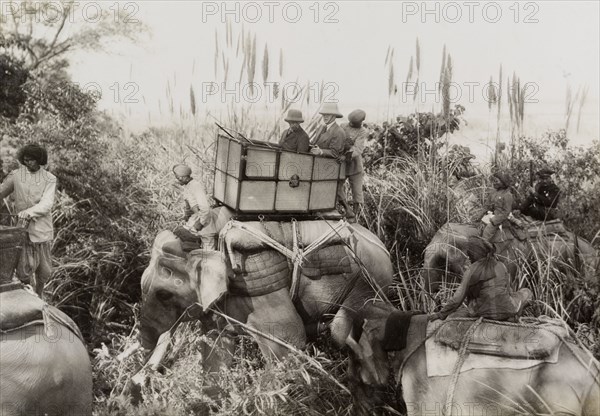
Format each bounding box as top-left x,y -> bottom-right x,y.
220,219 -> 349,300
444,317 -> 483,416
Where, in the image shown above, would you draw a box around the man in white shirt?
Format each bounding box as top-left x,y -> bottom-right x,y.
172,164 -> 216,249
0,144 -> 57,297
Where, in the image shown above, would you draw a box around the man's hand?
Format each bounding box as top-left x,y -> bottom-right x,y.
17,210 -> 32,219
310,146 -> 323,156
428,312 -> 444,321
481,212 -> 493,225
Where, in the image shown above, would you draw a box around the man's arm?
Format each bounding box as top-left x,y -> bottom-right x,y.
350,128 -> 367,159
0,174 -> 14,200
297,131 -> 310,153
438,267 -> 474,318
187,181 -> 211,226
318,126 -> 347,158
22,177 -> 57,218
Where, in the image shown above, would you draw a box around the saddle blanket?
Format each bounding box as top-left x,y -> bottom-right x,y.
425,318 -> 566,377
0,288 -> 84,342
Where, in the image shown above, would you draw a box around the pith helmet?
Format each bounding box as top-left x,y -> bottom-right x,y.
284,109 -> 304,123
319,102 -> 343,118
348,109 -> 366,125
173,164 -> 192,177
537,167 -> 555,177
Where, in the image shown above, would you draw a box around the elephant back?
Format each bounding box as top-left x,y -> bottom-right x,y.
0,288 -> 84,342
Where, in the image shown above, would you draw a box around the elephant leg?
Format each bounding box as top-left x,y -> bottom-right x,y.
199,330 -> 236,373
226,287 -> 306,361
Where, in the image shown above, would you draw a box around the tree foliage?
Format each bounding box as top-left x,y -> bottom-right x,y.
0,53 -> 29,120
363,104 -> 465,167
0,0 -> 148,72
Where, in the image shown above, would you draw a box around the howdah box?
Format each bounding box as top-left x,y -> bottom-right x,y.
213,134 -> 345,214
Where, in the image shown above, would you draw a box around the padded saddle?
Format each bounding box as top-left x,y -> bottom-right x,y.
0,288 -> 84,342
433,318 -> 568,360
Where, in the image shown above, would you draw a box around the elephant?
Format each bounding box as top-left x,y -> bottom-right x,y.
345,302 -> 600,416
138,219 -> 394,371
0,286 -> 93,416
422,222 -> 598,293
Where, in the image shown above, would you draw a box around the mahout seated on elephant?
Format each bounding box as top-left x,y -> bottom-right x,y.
422,220 -> 598,293
345,302 -> 600,416
430,236 -> 532,322
137,214 -> 394,376
0,284 -> 93,416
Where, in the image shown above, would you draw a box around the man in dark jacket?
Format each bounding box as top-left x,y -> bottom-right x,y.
520,167 -> 560,221
279,109 -> 310,153
311,102 -> 353,217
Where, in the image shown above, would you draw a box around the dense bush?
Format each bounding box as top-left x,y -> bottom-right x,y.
1,75 -> 168,343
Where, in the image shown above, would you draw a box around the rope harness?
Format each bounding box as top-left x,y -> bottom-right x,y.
219,218 -> 349,300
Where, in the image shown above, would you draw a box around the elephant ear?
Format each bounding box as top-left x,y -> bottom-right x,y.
186,250 -> 228,311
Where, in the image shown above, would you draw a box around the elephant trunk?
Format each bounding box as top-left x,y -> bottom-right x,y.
139,316 -> 160,350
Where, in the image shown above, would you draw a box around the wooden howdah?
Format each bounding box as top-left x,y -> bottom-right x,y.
213,134 -> 345,215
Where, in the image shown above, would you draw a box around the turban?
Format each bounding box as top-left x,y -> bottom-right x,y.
348,109 -> 366,125
173,164 -> 192,177
493,171 -> 512,188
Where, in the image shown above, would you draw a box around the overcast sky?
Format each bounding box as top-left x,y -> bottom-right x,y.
70,1 -> 599,144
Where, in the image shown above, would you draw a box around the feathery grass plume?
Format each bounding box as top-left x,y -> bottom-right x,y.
214,28 -> 219,77
405,56 -> 414,95
564,84 -> 579,133
441,54 -> 453,118
576,84 -> 589,133
246,34 -> 257,95
262,43 -> 269,84
190,84 -> 196,116
438,44 -> 446,93
384,45 -> 391,66
496,64 -> 503,146
415,37 -> 421,72
388,62 -> 394,97
518,82 -> 525,132
239,52 -> 247,83
227,18 -> 232,48
486,76 -> 496,150
279,48 -> 284,77
235,31 -> 241,57
223,58 -> 229,84
488,76 -> 497,110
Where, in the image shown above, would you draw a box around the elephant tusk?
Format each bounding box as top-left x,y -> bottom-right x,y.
147,331 -> 172,371
117,341 -> 141,362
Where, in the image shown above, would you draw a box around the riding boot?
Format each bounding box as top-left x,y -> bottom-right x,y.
342,200 -> 356,222
352,203 -> 362,219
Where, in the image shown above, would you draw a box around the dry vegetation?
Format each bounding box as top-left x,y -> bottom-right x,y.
2,20 -> 599,416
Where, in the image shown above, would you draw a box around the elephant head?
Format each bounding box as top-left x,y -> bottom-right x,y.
139,230 -> 228,350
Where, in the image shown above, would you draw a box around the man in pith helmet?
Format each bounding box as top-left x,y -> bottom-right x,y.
340,109 -> 368,222
279,109 -> 310,153
311,102 -> 353,218
172,163 -> 216,249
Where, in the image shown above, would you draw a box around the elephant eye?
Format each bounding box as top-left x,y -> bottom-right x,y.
156,289 -> 174,303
